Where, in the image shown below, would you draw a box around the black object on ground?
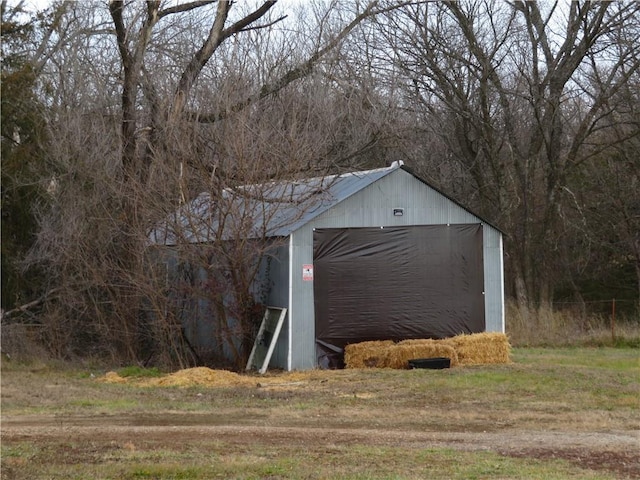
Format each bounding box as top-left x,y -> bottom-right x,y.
408,357 -> 451,369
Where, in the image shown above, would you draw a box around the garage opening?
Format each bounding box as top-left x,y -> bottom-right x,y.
313,224 -> 485,367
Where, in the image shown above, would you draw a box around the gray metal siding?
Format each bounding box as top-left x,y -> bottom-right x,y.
288,168 -> 504,370
289,234 -> 318,370
263,243 -> 290,369
483,227 -> 505,333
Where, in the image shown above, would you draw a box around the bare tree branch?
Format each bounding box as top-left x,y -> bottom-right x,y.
193,1 -> 382,123
1,288 -> 62,321
159,0 -> 216,19
171,1 -> 277,119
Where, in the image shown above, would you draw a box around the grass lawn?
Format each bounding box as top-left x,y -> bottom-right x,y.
1,347 -> 638,479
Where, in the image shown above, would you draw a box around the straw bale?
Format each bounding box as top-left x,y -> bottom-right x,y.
444,332 -> 511,366
383,342 -> 458,369
344,340 -> 395,368
397,338 -> 439,346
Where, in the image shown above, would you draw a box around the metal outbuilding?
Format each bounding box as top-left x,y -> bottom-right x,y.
151,161 -> 505,370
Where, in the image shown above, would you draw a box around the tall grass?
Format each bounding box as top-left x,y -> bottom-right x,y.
506,300 -> 640,348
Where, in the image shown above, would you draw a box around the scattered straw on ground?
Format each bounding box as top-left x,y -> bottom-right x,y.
99,371 -> 127,384
97,367 -> 334,389
97,334 -> 511,385
97,368 -> 252,388
140,367 -> 252,387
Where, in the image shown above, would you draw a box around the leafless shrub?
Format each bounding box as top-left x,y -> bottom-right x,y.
0,323 -> 49,363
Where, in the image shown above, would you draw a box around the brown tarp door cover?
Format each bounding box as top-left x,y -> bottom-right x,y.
313,224 -> 485,367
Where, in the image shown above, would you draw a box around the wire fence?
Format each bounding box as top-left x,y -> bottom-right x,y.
552,299 -> 637,305
551,298 -> 638,316
550,298 -> 639,342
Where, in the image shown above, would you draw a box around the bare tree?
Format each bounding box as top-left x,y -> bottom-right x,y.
378,0 -> 640,310
21,0 -> 408,366
104,0 -> 393,367
563,68 -> 640,314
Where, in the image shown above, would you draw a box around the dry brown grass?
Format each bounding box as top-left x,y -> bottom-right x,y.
506,301 -> 640,347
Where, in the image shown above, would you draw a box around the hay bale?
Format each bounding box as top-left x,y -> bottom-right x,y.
341,333 -> 510,369
444,332 -> 511,366
397,338 -> 440,346
383,342 -> 458,369
344,340 -> 395,368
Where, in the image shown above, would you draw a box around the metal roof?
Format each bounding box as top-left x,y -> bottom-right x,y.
149,162 -> 402,246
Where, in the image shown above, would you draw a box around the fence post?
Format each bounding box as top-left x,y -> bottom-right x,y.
611,298 -> 616,343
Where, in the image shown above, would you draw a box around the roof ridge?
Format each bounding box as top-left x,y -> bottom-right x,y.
225,162 -> 400,191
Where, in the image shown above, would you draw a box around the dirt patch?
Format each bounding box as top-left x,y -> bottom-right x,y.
502,448 -> 640,479
3,419 -> 639,477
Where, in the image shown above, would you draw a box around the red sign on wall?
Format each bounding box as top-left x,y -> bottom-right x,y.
302,264 -> 314,281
